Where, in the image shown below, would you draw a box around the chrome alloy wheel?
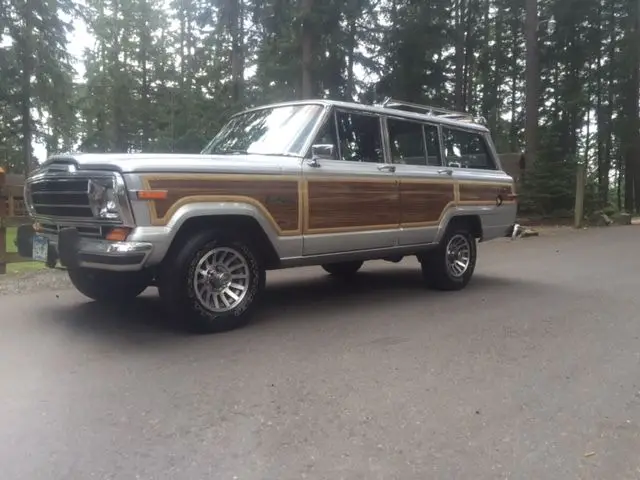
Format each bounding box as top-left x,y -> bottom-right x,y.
193,247 -> 250,313
445,234 -> 472,278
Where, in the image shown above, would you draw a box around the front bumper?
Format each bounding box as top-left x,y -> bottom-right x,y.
16,225 -> 153,272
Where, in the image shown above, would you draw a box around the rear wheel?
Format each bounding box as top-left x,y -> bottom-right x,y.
418,226 -> 477,291
158,229 -> 265,334
68,268 -> 150,303
321,260 -> 364,278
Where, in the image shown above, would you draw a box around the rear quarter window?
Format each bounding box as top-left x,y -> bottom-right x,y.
441,127 -> 497,170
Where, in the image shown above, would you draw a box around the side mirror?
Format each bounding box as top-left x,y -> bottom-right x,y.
311,144 -> 335,160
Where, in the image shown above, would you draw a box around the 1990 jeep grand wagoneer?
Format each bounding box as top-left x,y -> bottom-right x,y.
17,98 -> 519,333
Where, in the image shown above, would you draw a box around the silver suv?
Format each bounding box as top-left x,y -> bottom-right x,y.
18,98 -> 519,333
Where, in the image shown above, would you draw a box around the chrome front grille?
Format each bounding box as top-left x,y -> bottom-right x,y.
39,223 -> 104,238
30,178 -> 93,218
24,159 -> 135,228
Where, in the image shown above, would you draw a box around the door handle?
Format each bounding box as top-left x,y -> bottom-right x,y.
437,168 -> 453,176
378,164 -> 396,173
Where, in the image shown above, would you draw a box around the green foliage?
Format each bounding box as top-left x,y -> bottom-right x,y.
0,0 -> 76,172
1,0 -> 639,218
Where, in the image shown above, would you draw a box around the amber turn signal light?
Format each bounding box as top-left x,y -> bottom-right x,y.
136,190 -> 168,200
105,227 -> 131,242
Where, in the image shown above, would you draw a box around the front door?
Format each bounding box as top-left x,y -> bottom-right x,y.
302,108 -> 400,256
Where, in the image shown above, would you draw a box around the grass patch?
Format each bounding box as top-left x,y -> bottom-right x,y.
6,261 -> 46,275
3,226 -> 45,275
6,226 -> 18,253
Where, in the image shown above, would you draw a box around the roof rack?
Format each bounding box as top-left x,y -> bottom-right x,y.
379,97 -> 487,126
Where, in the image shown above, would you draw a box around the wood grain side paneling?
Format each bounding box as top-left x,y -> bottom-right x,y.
399,181 -> 455,225
459,183 -> 513,203
146,176 -> 300,232
306,180 -> 399,231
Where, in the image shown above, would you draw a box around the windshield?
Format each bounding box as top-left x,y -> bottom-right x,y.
201,104 -> 324,156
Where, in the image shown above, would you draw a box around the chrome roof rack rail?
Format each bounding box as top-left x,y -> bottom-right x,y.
378,97 -> 487,126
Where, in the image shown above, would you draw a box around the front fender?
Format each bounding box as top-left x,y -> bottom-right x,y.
137,201 -> 290,265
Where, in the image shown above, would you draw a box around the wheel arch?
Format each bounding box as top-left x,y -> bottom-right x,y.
164,212 -> 282,269
437,213 -> 483,243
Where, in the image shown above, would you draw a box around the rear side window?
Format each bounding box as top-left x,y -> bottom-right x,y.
387,118 -> 444,167
441,128 -> 496,170
387,118 -> 425,166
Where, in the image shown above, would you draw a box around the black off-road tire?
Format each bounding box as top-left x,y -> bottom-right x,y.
418,225 -> 477,291
68,268 -> 150,303
157,229 -> 265,334
321,260 -> 364,278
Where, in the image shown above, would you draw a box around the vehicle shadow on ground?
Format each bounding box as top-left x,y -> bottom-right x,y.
48,265 -> 555,339
251,268 -> 552,327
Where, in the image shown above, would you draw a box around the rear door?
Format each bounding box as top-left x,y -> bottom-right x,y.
385,116 -> 456,246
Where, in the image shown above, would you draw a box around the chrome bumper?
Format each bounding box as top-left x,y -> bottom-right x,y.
16,225 -> 154,272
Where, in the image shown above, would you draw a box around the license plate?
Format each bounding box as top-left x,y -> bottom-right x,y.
32,234 -> 49,262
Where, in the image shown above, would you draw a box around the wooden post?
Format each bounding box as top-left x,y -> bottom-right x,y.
0,167 -> 6,274
8,193 -> 15,217
574,162 -> 586,229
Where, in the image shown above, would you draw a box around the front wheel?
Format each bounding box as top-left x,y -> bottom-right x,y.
418,227 -> 477,291
158,230 -> 265,334
68,268 -> 150,303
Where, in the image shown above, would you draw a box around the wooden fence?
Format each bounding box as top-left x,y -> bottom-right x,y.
0,170 -> 31,274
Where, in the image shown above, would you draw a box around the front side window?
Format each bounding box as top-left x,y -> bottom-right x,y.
335,110 -> 383,163
308,116 -> 339,159
387,118 -> 425,165
202,104 -> 324,156
441,127 -> 496,170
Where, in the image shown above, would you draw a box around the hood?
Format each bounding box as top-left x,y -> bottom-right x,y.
36,152 -> 297,175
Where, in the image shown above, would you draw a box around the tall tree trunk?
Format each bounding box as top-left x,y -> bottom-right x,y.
345,1 -> 357,100
480,0 -> 495,130
595,2 -> 606,205
111,0 -> 127,152
300,0 -> 314,99
508,7 -> 520,151
462,1 -> 475,112
584,102 -> 591,165
622,0 -> 640,212
632,0 -> 640,213
492,17 -> 503,145
524,0 -> 539,172
600,8 -> 616,207
179,0 -> 186,90
454,0 -> 467,111
140,0 -> 150,151
230,0 -> 245,104
19,3 -> 34,173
